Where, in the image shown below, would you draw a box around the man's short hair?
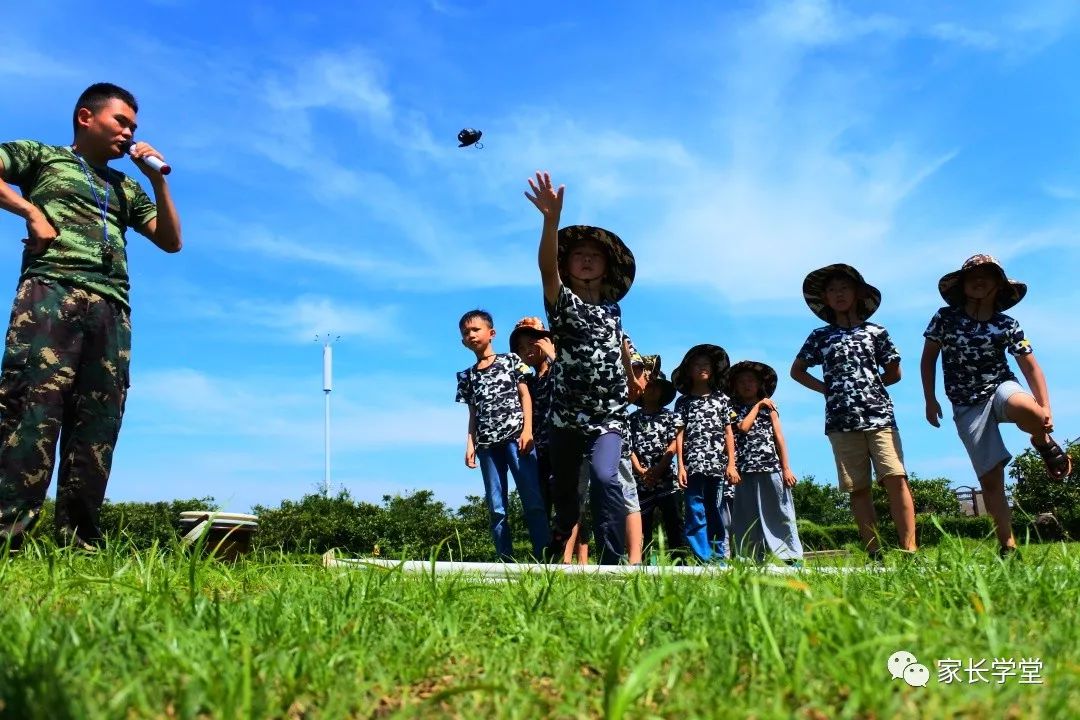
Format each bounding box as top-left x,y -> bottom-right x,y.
73,83 -> 138,136
458,309 -> 494,332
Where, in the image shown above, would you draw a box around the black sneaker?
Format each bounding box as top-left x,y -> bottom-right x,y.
999,545 -> 1020,561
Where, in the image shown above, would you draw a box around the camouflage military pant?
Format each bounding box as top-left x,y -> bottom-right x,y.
0,276 -> 130,548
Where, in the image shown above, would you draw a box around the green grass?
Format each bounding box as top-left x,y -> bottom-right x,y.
1,539 -> 1078,719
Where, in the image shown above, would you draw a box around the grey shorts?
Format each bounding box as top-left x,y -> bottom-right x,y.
578,455 -> 640,514
953,381 -> 1028,478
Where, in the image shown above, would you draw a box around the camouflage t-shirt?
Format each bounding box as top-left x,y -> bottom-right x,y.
923,307 -> 1032,407
797,323 -> 900,434
0,141 -> 157,309
455,353 -> 529,448
675,391 -> 733,477
524,362 -> 556,451
629,408 -> 683,493
731,402 -> 782,474
545,284 -> 628,436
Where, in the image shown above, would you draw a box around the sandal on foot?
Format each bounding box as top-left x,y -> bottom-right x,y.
1032,436 -> 1072,481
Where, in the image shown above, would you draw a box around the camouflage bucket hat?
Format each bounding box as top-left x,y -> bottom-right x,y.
672,344 -> 731,394
802,263 -> 882,323
509,316 -> 553,355
641,369 -> 677,409
726,360 -> 779,399
557,225 -> 636,303
938,254 -> 1027,312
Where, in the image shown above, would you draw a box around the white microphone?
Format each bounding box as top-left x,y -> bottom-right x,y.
121,140 -> 171,175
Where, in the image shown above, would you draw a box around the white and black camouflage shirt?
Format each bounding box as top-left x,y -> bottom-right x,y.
923,306 -> 1032,407
675,392 -> 734,477
731,402 -> 782,474
629,408 -> 683,492
455,353 -> 529,448
796,323 -> 900,434
545,284 -> 628,436
525,362 -> 556,452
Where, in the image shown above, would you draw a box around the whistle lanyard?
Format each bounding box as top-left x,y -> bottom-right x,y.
71,149 -> 111,252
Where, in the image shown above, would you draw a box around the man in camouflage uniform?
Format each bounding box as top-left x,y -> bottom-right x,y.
0,83 -> 182,549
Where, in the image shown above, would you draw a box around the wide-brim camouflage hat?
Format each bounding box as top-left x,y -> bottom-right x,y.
938,254 -> 1027,312
726,360 -> 779,399
802,263 -> 882,323
508,316 -> 553,354
638,369 -> 678,409
557,225 -> 636,303
672,344 -> 731,394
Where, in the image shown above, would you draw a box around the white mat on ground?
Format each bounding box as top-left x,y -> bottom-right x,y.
324,555 -> 885,576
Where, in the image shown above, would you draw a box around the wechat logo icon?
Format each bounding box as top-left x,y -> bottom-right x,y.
888,650 -> 931,687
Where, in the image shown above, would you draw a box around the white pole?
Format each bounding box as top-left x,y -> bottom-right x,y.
323,342 -> 333,496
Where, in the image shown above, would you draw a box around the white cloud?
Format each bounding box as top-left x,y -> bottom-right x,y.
928,22 -> 1000,51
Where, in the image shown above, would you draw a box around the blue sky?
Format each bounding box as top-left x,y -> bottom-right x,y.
1,1 -> 1078,513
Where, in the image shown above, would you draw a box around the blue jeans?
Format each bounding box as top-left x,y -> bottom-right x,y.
476,439 -> 550,560
549,429 -> 627,565
685,473 -> 728,562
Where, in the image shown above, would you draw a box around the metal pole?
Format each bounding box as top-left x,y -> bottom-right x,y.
323,341 -> 333,496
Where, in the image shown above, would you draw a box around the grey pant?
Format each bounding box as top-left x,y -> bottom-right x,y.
730,471 -> 803,562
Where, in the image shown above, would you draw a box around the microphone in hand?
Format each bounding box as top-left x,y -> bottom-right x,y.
121,140 -> 171,176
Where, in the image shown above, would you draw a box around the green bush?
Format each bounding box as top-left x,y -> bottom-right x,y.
872,473 -> 963,518
1009,438 -> 1080,517
792,477 -> 850,526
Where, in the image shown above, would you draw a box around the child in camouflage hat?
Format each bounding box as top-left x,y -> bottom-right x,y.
673,344 -> 737,564
727,361 -> 803,564
456,310 -> 550,561
0,83 -> 182,550
922,254 -> 1072,557
510,316 -> 557,522
525,171 -> 641,565
791,264 -> 916,560
628,357 -> 686,560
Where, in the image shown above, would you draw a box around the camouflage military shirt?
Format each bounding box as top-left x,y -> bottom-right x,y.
731,402 -> 782,474
923,307 -> 1032,407
675,391 -> 733,476
455,353 -> 529,448
0,141 -> 157,309
524,362 -> 556,451
797,323 -> 900,434
545,284 -> 628,436
629,408 -> 683,492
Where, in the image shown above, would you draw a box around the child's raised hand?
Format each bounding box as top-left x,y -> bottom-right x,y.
925,398 -> 943,428
525,171 -> 565,219
536,337 -> 556,361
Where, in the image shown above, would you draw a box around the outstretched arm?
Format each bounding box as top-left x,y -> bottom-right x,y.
524,171 -> 564,306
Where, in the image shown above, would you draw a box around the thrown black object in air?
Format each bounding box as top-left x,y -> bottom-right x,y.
458,128 -> 483,148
